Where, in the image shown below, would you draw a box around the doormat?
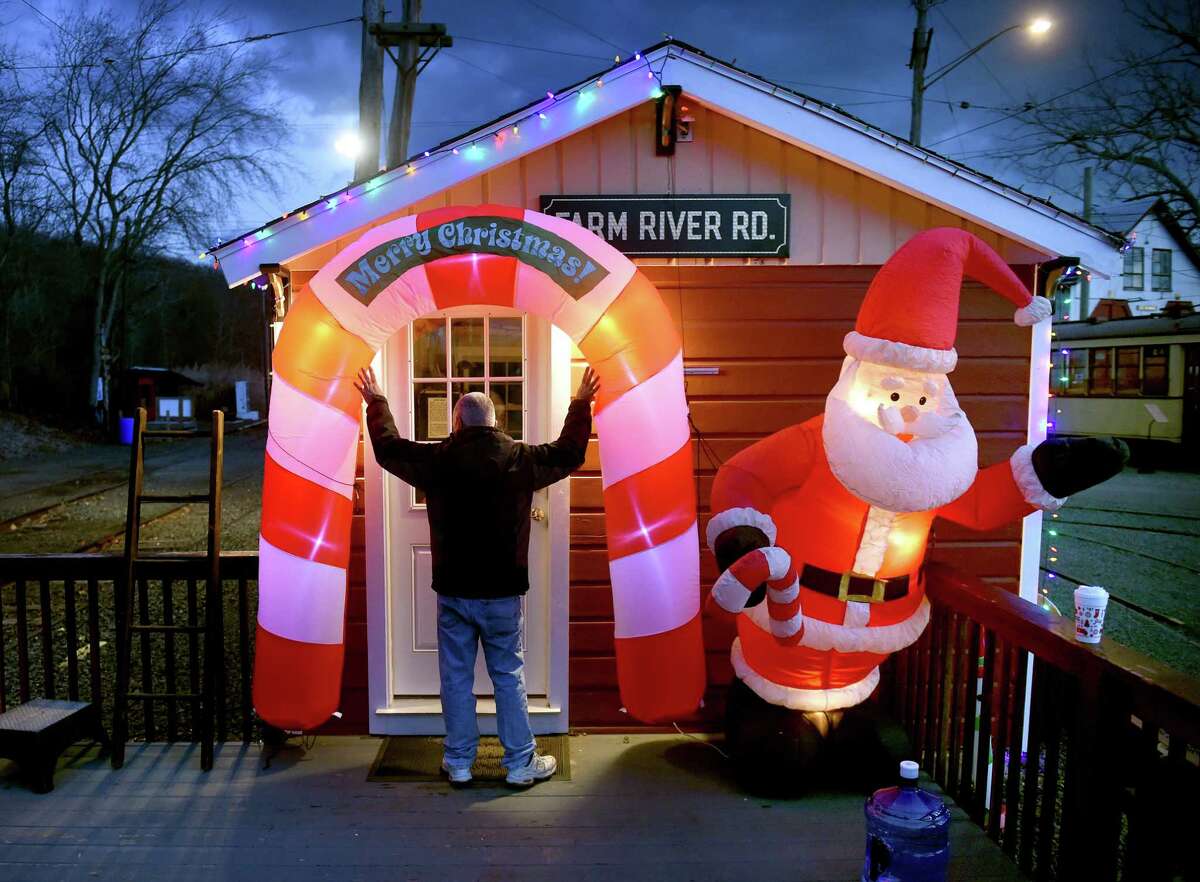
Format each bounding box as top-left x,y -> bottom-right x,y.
367,735 -> 571,783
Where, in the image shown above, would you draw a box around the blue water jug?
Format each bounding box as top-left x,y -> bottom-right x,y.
862,760 -> 950,882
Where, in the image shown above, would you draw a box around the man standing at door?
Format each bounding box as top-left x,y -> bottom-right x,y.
355,364 -> 599,787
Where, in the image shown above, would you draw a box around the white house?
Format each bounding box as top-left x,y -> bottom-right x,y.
1062,198 -> 1200,320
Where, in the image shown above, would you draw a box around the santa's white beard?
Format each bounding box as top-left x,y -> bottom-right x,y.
822,369 -> 979,512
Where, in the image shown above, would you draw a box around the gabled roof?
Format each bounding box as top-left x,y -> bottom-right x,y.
1091,197 -> 1159,234
209,39 -> 1123,287
1091,197 -> 1200,274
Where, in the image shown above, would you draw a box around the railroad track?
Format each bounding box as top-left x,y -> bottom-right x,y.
0,443 -> 216,535
74,470 -> 260,554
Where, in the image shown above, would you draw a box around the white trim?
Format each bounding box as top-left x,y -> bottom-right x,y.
705,507 -> 778,551
545,322 -> 573,729
370,697 -> 566,737
365,350 -> 393,731
745,596 -> 931,654
212,45 -> 1120,288
1018,315 -> 1055,605
366,320 -> 572,735
212,57 -> 662,286
659,49 -> 1119,275
731,639 -> 880,711
843,331 -> 958,374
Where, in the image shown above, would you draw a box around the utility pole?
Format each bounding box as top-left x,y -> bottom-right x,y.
372,15 -> 452,170
1080,166 -> 1095,320
355,0 -> 385,182
908,0 -> 934,147
386,0 -> 421,169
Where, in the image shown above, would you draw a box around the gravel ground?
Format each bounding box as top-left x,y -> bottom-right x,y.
4,439 -> 1197,682
1039,467 -> 1200,679
0,427 -> 266,555
1,428 -> 267,741
0,412 -> 88,461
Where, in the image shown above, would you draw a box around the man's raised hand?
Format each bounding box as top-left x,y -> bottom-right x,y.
575,366 -> 600,403
354,366 -> 385,405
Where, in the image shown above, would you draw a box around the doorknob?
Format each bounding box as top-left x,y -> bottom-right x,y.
530,507 -> 546,522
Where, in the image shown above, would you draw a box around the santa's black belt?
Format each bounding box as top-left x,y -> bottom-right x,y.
799,564 -> 919,604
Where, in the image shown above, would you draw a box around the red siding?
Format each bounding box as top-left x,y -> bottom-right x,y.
567,265 -> 1034,728
327,263 -> 1035,733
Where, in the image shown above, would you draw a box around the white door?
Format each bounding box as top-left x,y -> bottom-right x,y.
384,306 -> 552,703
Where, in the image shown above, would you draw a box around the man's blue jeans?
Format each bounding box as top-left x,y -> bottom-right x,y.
437,595 -> 536,772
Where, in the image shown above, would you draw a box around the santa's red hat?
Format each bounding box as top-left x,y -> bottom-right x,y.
843,228 -> 1051,373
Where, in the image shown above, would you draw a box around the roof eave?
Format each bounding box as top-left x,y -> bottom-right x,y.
210,39 -> 1123,287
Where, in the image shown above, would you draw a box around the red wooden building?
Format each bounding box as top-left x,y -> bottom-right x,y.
207,41 -> 1122,734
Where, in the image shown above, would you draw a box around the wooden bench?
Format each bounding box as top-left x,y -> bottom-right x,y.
0,699 -> 110,793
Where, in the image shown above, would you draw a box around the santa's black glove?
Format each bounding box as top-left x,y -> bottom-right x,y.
1030,436 -> 1129,499
713,526 -> 771,608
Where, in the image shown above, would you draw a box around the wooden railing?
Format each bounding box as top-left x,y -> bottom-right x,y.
0,552 -> 259,745
5,551 -> 1199,881
882,562 -> 1200,882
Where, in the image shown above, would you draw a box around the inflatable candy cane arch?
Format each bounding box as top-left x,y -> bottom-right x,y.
255,205 -> 705,730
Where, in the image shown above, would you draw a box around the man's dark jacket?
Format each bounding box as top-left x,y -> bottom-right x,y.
365,396 -> 591,598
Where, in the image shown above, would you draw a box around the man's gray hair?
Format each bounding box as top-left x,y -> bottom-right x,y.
454,391 -> 496,428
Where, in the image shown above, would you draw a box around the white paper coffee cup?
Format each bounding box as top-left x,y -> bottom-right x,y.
1074,585 -> 1109,644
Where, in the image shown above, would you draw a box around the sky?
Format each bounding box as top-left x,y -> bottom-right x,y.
3,0 -> 1162,250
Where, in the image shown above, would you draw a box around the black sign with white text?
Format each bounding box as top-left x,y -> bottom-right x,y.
539,194 -> 790,257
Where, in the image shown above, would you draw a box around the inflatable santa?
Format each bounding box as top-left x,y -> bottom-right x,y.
707,228 -> 1126,792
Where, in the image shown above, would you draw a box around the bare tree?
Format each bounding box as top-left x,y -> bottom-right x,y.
0,48 -> 49,265
1019,1 -> 1200,239
0,46 -> 51,407
39,0 -> 283,428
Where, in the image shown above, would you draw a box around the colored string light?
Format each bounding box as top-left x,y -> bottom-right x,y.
209,51 -> 672,256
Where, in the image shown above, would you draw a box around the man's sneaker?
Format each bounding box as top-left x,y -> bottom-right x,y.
440,762 -> 472,786
506,753 -> 557,787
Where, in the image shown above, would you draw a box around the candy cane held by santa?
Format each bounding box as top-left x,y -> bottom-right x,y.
254,205 -> 706,731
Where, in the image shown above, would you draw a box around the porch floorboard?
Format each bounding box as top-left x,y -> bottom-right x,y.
0,734 -> 1025,881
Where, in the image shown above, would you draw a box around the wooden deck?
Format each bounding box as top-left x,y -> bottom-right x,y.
0,734 -> 1025,881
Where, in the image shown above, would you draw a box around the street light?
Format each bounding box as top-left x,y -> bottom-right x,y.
908,6 -> 1054,146
334,131 -> 363,159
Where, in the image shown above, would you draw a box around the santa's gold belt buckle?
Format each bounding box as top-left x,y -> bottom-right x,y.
838,572 -> 887,603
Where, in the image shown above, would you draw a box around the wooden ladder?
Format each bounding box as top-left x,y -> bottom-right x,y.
111,407 -> 224,771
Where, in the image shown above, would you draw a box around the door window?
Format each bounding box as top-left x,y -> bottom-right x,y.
409,313 -> 526,505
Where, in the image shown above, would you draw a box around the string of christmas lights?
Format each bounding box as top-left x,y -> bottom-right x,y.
201,51 -> 669,269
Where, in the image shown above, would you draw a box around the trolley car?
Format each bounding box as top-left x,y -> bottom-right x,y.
1051,310 -> 1200,461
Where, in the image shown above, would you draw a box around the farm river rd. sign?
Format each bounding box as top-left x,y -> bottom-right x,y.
539,194 -> 790,258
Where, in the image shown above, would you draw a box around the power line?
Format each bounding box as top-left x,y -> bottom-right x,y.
7,13 -> 362,71
930,25 -> 966,156
455,34 -> 611,61
440,50 -> 539,94
416,29 -> 1031,109
934,6 -> 1017,105
18,0 -> 67,35
926,48 -> 1173,148
520,0 -> 629,56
